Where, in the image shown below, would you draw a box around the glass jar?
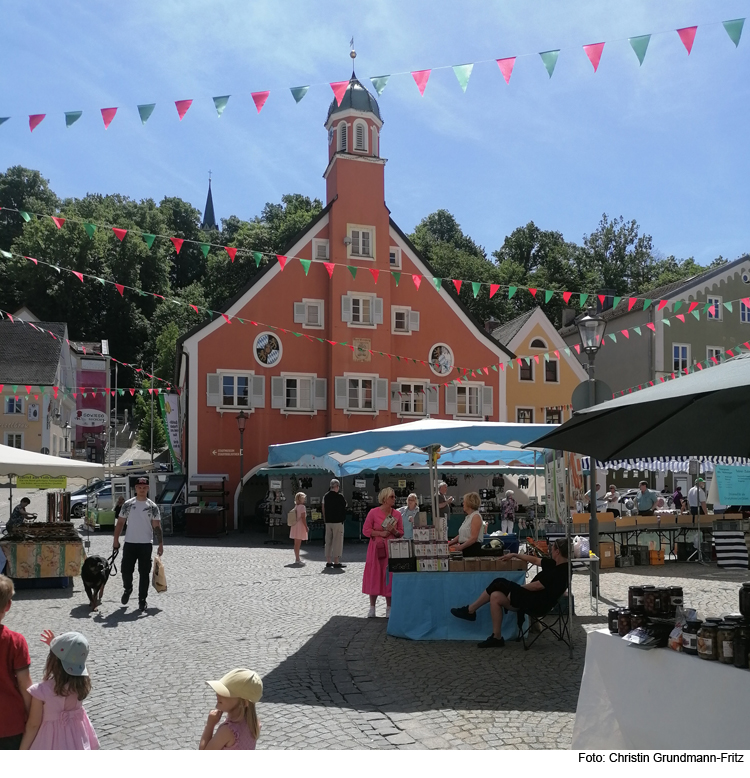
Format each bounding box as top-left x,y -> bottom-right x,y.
667,586 -> 684,614
617,608 -> 632,637
740,583 -> 750,621
630,613 -> 646,630
698,622 -> 719,660
628,586 -> 645,612
717,623 -> 736,664
683,619 -> 702,656
733,622 -> 750,669
608,607 -> 620,634
643,587 -> 662,616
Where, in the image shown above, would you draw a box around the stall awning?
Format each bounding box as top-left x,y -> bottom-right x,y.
0,444 -> 105,479
582,456 -> 750,473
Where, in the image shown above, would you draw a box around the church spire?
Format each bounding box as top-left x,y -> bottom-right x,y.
201,172 -> 217,230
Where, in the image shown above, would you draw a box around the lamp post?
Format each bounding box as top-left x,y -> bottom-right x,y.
236,410 -> 248,533
62,422 -> 71,456
576,307 -> 607,598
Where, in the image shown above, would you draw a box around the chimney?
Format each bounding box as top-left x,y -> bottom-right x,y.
561,308 -> 576,328
484,317 -> 501,334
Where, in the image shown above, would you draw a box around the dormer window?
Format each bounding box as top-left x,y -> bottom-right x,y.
337,121 -> 348,152
354,120 -> 368,152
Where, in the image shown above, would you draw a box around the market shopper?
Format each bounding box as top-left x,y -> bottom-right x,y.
450,538 -> 570,648
500,490 -> 516,534
290,492 -> 308,566
200,669 -> 263,750
113,477 -> 163,613
436,482 -> 453,519
399,493 -> 419,541
672,486 -> 685,513
635,481 -> 660,516
687,478 -> 708,520
323,480 -> 347,569
448,492 -> 484,555
362,487 -> 403,619
604,485 -> 621,518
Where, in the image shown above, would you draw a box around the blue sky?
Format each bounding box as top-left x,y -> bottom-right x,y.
1,0 -> 748,264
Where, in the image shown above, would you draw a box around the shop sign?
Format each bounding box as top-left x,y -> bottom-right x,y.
17,475 -> 67,489
398,479 -> 407,488
354,478 -> 366,488
269,479 -> 282,489
75,409 -> 107,427
211,448 -> 241,457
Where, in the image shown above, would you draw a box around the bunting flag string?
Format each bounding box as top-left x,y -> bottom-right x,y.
1,17 -> 743,131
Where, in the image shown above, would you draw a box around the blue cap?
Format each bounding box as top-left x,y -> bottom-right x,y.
50,632 -> 89,677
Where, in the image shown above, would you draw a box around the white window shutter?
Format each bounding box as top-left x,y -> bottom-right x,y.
315,241 -> 328,260
445,385 -> 458,415
409,310 -> 420,332
390,382 -> 400,413
334,377 -> 348,409
341,295 -> 352,323
375,378 -> 388,411
351,229 -> 360,255
271,377 -> 285,409
355,122 -> 365,150
252,376 -> 265,408
481,386 -> 493,417
315,378 -> 327,410
374,297 -> 384,325
293,302 -> 306,323
426,384 -> 439,415
206,373 -> 220,407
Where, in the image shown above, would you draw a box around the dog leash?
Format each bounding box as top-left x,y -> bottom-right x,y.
106,547 -> 119,576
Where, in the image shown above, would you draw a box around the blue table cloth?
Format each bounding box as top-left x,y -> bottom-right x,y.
387,570 -> 526,641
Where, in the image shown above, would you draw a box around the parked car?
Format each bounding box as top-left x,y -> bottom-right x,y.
70,482 -> 112,518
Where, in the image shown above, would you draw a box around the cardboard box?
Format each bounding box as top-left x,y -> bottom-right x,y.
415,511 -> 428,527
480,558 -> 495,571
599,541 -> 616,569
511,559 -> 527,571
649,549 -> 665,565
464,558 -> 481,572
437,558 -> 450,572
436,541 -> 449,558
413,528 -> 431,542
449,559 -> 465,572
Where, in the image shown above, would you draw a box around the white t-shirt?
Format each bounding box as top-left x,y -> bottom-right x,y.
687,487 -> 707,508
120,498 -> 159,544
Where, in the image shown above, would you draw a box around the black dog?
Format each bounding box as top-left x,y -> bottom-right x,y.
81,549 -> 118,610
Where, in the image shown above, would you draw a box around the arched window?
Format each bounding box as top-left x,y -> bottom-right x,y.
337,121 -> 348,152
530,338 -> 547,349
354,120 -> 367,152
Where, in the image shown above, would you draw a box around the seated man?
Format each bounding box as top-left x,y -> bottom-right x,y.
450,538 -> 570,648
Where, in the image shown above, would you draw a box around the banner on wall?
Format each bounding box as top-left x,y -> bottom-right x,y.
158,393 -> 182,474
544,449 -> 568,523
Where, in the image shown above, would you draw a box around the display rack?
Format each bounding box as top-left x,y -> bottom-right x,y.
185,474 -> 228,537
263,488 -> 286,544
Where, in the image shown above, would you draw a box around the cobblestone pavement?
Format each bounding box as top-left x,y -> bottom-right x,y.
3,513 -> 747,750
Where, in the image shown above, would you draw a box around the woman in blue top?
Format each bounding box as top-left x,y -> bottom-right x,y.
399,494 -> 419,540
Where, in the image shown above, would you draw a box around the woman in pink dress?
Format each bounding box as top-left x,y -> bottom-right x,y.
20,630 -> 98,750
362,487 -> 403,619
289,492 -> 308,566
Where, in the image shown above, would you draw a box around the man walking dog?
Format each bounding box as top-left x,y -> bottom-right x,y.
113,477 -> 163,613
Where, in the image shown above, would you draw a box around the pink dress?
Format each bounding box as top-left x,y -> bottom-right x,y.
222,717 -> 258,750
27,679 -> 99,750
362,507 -> 404,597
289,503 -> 308,540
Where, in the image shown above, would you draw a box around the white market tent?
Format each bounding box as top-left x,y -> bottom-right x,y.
0,444 -> 105,479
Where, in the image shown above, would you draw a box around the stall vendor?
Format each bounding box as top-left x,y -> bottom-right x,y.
636,481 -> 660,516
687,478 -> 708,519
450,538 -> 571,648
436,482 -> 453,519
448,492 -> 484,556
6,498 -> 37,531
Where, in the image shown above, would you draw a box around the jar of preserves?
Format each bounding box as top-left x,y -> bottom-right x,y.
667,586 -> 684,614
628,586 -> 645,612
608,607 -> 620,634
740,583 -> 750,620
697,622 -> 719,660
717,622 -> 736,664
733,622 -> 750,669
643,587 -> 662,616
617,609 -> 632,637
682,619 -> 702,656
630,613 -> 646,630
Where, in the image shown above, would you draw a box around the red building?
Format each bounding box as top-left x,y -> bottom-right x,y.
177,74 -> 514,525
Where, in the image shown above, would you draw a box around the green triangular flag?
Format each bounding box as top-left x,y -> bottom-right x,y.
83,223 -> 96,238
579,293 -> 588,307
613,296 -> 622,309
643,299 -> 652,310
723,18 -> 745,47
634,326 -> 642,336
452,64 -> 474,92
608,333 -> 617,342
19,211 -> 30,222
508,286 -> 517,299
138,104 -> 156,125
393,272 -> 401,286
471,281 -> 481,298
673,301 -> 682,313
292,331 -> 301,337
544,289 -> 554,303
253,252 -> 263,267
65,111 -> 82,128
629,35 -> 651,65
237,318 -> 244,324
299,259 -> 311,275
213,96 -> 230,116
703,303 -> 711,314
724,301 -> 733,313
142,233 -> 156,249
289,86 -> 309,103
564,347 -> 571,356
692,309 -> 700,320
347,266 -> 357,280
12,385 -> 17,394
539,50 -> 560,78
0,249 -> 12,258
491,364 -> 498,372
82,393 -> 87,399
95,277 -> 106,285
544,352 -> 550,361
433,277 -> 442,290
370,76 -> 390,96
524,357 -> 531,366
200,243 -> 210,258
663,318 -> 671,327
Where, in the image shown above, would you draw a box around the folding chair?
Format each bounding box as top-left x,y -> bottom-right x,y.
515,594 -> 573,651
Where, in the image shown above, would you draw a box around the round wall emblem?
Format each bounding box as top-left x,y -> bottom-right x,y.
253,332 -> 283,367
429,343 -> 454,376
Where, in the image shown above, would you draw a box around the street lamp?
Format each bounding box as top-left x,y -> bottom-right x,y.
236,410 -> 248,533
62,422 -> 71,455
576,307 -> 607,598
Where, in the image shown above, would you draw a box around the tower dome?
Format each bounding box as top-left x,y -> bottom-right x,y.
326,73 -> 381,121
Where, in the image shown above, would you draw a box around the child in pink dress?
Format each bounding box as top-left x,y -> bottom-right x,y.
20,630 -> 98,750
362,487 -> 404,618
200,668 -> 263,750
289,492 -> 308,566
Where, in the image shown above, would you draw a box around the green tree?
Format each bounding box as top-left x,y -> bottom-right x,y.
0,166 -> 60,249
134,380 -> 167,451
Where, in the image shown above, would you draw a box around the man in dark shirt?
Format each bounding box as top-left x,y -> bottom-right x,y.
451,538 -> 570,647
323,479 -> 347,570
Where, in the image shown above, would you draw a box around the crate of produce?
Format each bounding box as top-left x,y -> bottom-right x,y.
649,549 -> 665,565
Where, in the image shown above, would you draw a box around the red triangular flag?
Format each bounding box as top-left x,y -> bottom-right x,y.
496,57 -> 515,84
276,254 -> 287,270
677,26 -> 697,55
148,388 -> 154,395
534,355 -> 539,364
221,313 -> 231,324
574,344 -> 581,354
111,390 -> 116,396
554,350 -> 560,358
170,237 -> 184,254
225,247 -> 237,262
687,302 -> 699,313
646,322 -> 656,331
175,99 -> 193,120
412,274 -> 422,290
51,217 -> 65,229
101,107 -> 118,129
583,42 -> 605,72
326,340 -> 336,346
657,300 -> 668,311
453,279 -> 462,294
112,228 -> 127,241
115,284 -> 124,296
26,256 -> 37,265
598,294 -> 606,306
330,81 -> 349,106
369,268 -> 379,284
621,329 -> 629,339
411,69 -> 431,96
627,297 -> 637,311
562,291 -> 572,304
528,288 -> 537,297
189,304 -> 199,314
129,388 -> 135,396
323,262 -> 335,278
490,284 -> 500,299
676,314 -> 685,323
29,114 -> 45,132
252,91 -> 270,113
742,298 -> 750,308
72,271 -> 84,282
